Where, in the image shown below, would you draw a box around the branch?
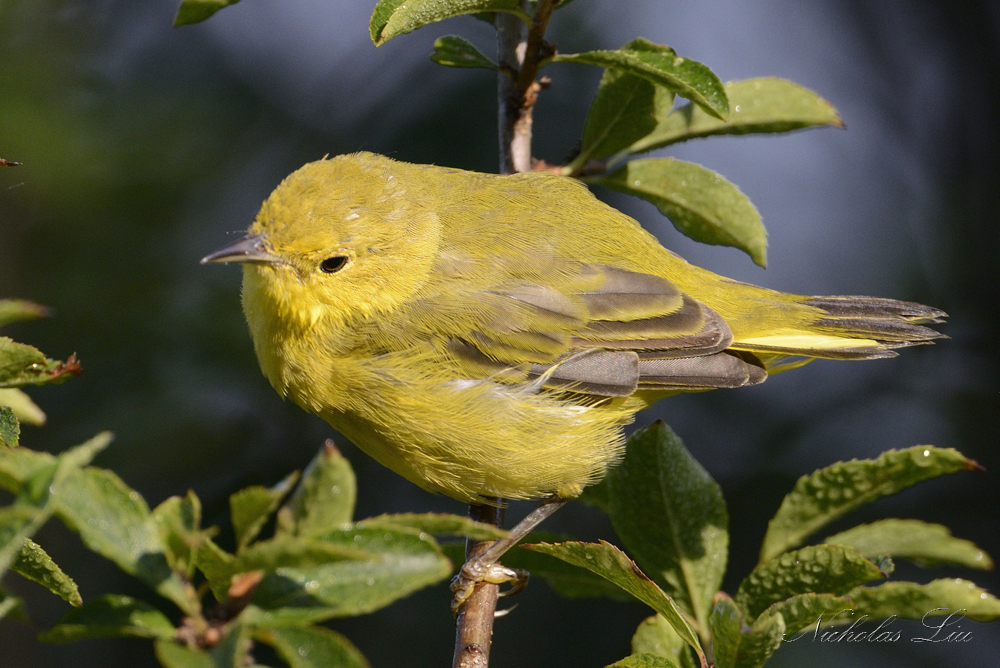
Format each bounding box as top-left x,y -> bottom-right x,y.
496,0 -> 558,173
452,501 -> 506,668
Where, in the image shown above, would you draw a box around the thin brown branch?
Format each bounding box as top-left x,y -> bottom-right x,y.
496,0 -> 558,173
452,501 -> 506,668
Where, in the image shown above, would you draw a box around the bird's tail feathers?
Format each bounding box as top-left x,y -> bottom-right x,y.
731,294 -> 946,360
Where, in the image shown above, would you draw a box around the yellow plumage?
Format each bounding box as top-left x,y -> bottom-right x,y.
205,152 -> 944,503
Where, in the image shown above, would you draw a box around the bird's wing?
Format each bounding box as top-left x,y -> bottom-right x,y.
370,262 -> 765,397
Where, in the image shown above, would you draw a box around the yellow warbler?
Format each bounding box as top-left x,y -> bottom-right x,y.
203,152 -> 944,504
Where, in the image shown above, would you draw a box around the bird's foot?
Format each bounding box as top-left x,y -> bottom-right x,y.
450,558 -> 529,614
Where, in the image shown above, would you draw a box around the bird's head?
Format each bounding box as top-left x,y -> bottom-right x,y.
203,153 -> 442,336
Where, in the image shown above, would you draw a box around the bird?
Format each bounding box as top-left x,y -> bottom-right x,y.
202,152 -> 945,605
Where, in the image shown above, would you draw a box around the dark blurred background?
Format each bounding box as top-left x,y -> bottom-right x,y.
1,0 -> 997,666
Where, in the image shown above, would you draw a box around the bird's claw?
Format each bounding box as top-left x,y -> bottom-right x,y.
450,558 -> 529,614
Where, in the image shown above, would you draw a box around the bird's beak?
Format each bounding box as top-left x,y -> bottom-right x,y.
201,234 -> 282,265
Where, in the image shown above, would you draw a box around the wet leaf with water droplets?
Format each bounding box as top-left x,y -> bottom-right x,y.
736,544 -> 887,621
11,538 -> 81,606
760,446 -> 978,564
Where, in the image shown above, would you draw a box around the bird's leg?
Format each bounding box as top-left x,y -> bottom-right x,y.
451,495 -> 568,613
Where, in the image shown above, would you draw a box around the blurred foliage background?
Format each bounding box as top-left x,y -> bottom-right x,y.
1,0 -> 997,666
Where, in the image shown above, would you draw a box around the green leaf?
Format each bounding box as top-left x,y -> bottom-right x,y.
0,338 -> 82,388
279,441 -> 355,538
231,471 -> 298,550
575,70 -> 671,167
554,38 -> 728,120
156,624 -> 253,668
607,654 -> 681,668
824,519 -> 993,570
431,35 -> 498,70
522,541 -> 704,664
254,625 -> 370,668
232,537 -> 373,574
174,0 -> 242,27
39,594 -> 174,642
0,586 -> 27,621
155,640 -> 215,668
1,406 -> 18,448
759,446 -> 978,564
710,595 -> 785,668
153,491 -> 209,578
194,537 -> 236,602
626,78 -> 842,155
249,525 -> 451,624
595,158 -> 767,267
0,503 -> 48,575
0,444 -> 56,492
631,614 -> 693,667
0,434 -> 112,575
0,300 -> 50,328
735,544 -> 887,621
756,593 -> 853,637
52,464 -> 192,613
370,0 -> 529,46
11,538 -> 81,606
358,512 -> 507,541
0,388 -> 46,426
590,421 -> 727,632
847,579 -> 1000,623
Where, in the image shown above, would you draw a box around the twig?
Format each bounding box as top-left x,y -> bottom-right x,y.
496,0 -> 558,173
452,501 -> 506,668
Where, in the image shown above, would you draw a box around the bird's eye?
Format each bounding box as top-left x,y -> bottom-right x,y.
319,256 -> 348,273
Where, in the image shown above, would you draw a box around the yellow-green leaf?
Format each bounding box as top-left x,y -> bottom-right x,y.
626,78 -> 842,155
0,300 -> 50,329
174,0 -> 242,28
0,388 -> 46,426
431,36 -> 498,70
846,579 -> 1000,623
825,519 -> 993,570
595,158 -> 766,266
